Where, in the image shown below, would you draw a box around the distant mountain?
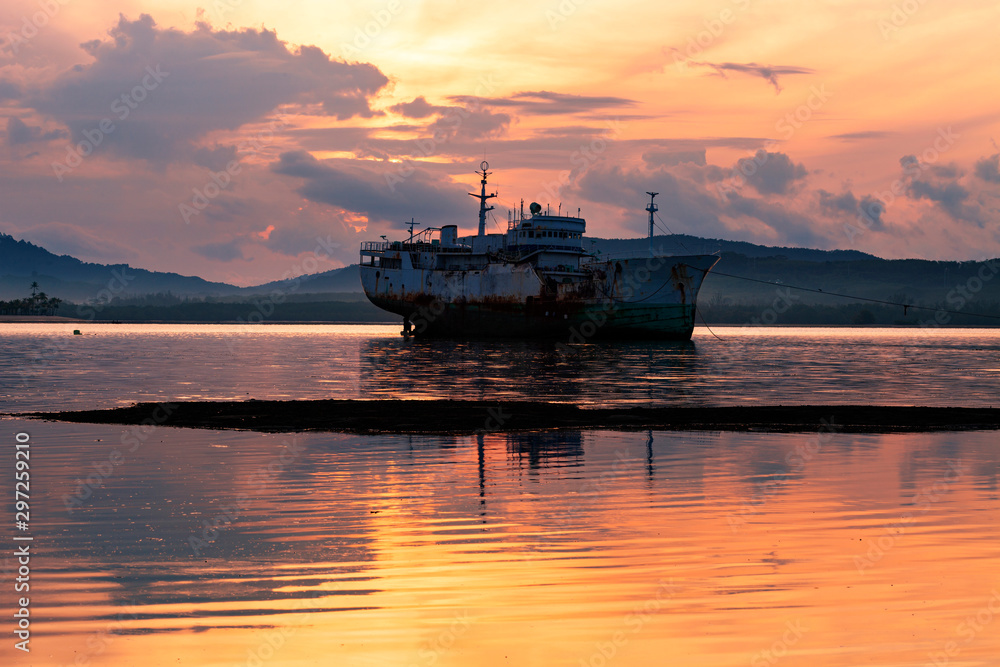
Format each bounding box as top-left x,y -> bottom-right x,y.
0,233 -> 241,301
699,253 -> 1000,308
1,232 -> 372,302
6,229 -> 989,316
240,265 -> 362,295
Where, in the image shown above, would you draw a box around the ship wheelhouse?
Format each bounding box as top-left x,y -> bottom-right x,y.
358,170 -> 589,275
502,211 -> 586,272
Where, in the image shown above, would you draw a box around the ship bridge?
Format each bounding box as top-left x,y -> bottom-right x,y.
490,203 -> 587,271
507,212 -> 585,248
359,165 -> 589,274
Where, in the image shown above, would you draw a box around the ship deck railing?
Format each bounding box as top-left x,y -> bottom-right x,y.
361,241 -> 473,254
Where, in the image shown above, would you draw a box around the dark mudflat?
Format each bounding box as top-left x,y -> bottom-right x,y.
21,401 -> 1000,434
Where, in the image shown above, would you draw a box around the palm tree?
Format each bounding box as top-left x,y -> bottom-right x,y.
30,281 -> 38,297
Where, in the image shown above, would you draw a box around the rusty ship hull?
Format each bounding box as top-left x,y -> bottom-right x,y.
365,297 -> 702,339
360,252 -> 719,339
359,163 -> 719,340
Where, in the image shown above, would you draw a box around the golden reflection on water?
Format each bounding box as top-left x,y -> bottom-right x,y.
3,419 -> 999,666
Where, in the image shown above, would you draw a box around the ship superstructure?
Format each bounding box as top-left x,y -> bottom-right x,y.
359,162 -> 718,339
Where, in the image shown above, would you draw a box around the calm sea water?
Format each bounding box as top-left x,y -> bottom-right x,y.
1,324 -> 999,666
2,323 -> 1000,411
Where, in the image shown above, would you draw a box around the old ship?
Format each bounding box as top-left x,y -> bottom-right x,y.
359,162 -> 719,339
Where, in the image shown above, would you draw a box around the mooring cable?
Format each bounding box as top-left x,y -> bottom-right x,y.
699,267 -> 1000,322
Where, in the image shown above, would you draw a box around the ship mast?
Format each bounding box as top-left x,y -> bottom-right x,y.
469,160 -> 497,236
645,191 -> 658,253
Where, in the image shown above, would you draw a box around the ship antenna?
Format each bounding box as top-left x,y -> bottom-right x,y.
645,191 -> 659,253
405,217 -> 417,241
469,160 -> 497,236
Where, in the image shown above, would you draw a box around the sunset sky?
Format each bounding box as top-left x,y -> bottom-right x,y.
1,0 -> 998,284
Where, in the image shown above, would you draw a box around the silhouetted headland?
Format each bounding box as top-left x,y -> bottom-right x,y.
23,401 -> 1000,434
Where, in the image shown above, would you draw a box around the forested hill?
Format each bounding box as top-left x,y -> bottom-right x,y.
4,230 -> 999,327
0,233 -> 239,301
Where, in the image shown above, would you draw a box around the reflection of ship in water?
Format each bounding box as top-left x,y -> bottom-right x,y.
507,431 -> 585,468
356,337 -> 701,404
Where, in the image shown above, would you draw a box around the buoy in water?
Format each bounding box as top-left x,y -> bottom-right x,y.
73,330 -> 82,335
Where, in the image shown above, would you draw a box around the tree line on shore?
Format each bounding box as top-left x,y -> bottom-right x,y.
39,297 -> 1000,325
74,298 -> 397,323
6,281 -> 1000,326
0,282 -> 63,315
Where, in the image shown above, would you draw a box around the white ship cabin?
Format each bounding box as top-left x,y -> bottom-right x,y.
358,209 -> 587,273
359,163 -> 589,274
